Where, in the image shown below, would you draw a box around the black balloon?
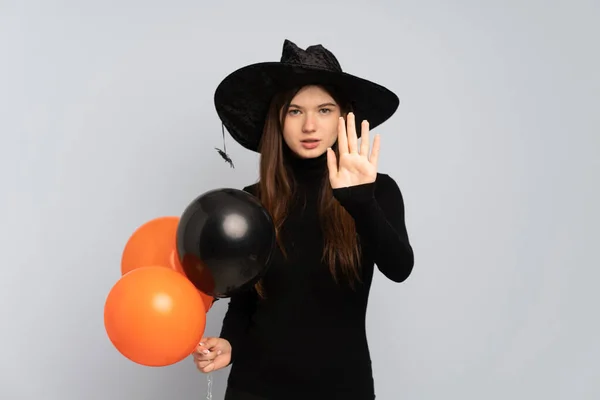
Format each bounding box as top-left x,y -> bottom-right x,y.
176,188 -> 276,298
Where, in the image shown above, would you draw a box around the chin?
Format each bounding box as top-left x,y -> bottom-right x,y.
295,145 -> 326,158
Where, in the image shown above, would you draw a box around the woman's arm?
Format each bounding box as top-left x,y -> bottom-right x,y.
218,183 -> 260,363
332,173 -> 414,282
218,286 -> 258,364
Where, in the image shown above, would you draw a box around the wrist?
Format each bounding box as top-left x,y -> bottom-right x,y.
332,182 -> 376,206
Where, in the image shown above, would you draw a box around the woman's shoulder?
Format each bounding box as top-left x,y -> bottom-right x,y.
242,182 -> 259,196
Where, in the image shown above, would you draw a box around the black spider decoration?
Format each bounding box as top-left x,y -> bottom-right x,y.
215,123 -> 235,168
215,147 -> 234,168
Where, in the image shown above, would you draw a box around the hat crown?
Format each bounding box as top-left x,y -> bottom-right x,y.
280,39 -> 342,72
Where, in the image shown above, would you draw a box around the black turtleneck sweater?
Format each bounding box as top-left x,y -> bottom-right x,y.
219,150 -> 414,400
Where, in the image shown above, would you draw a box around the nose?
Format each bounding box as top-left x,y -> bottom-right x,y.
302,114 -> 316,133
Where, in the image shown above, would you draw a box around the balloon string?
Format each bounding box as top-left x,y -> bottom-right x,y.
206,372 -> 213,400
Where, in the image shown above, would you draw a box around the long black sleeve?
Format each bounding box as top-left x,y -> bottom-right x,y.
332,173 -> 414,282
218,184 -> 259,364
219,285 -> 258,364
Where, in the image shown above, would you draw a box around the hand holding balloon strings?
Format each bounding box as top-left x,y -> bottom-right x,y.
193,337 -> 232,373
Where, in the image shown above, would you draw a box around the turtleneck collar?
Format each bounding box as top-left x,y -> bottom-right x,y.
283,142 -> 332,186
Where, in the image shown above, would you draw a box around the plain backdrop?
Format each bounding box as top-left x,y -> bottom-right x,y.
1,1 -> 599,399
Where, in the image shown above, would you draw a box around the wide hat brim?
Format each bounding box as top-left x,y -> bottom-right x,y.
214,61 -> 400,153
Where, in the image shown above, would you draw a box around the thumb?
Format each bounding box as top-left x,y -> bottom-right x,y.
196,337 -> 220,353
326,147 -> 338,178
203,348 -> 231,372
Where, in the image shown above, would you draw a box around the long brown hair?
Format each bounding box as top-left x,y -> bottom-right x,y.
254,85 -> 362,297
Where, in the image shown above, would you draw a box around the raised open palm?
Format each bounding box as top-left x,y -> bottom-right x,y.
327,112 -> 380,189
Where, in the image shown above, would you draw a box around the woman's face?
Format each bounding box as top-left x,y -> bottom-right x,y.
281,85 -> 342,158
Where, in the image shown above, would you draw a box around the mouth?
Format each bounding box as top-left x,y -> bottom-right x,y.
300,139 -> 321,149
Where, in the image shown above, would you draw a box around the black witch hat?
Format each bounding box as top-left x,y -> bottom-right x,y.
213,39 -> 399,165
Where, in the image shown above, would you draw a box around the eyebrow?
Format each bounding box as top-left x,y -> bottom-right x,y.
289,102 -> 338,109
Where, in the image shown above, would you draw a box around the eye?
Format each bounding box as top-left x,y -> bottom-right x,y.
319,108 -> 332,114
288,109 -> 301,115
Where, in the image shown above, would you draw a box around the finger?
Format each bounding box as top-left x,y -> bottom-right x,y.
359,120 -> 370,156
211,353 -> 230,371
195,358 -> 213,370
193,347 -> 223,370
199,363 -> 215,373
193,348 -> 217,362
370,134 -> 381,168
197,352 -> 228,373
195,347 -> 223,361
198,337 -> 210,349
337,116 -> 349,155
326,147 -> 338,179
196,357 -> 217,373
197,337 -> 219,352
194,338 -> 219,359
347,113 -> 358,154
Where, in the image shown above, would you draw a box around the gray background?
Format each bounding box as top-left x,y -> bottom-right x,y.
1,0 -> 598,399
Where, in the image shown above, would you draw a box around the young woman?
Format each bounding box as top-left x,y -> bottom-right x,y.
193,40 -> 415,400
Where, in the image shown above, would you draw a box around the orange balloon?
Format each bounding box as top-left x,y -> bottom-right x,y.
121,216 -> 181,275
121,217 -> 216,312
104,266 -> 206,367
167,249 -> 216,312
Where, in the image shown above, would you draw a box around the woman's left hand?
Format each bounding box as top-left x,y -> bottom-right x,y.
327,112 -> 380,189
